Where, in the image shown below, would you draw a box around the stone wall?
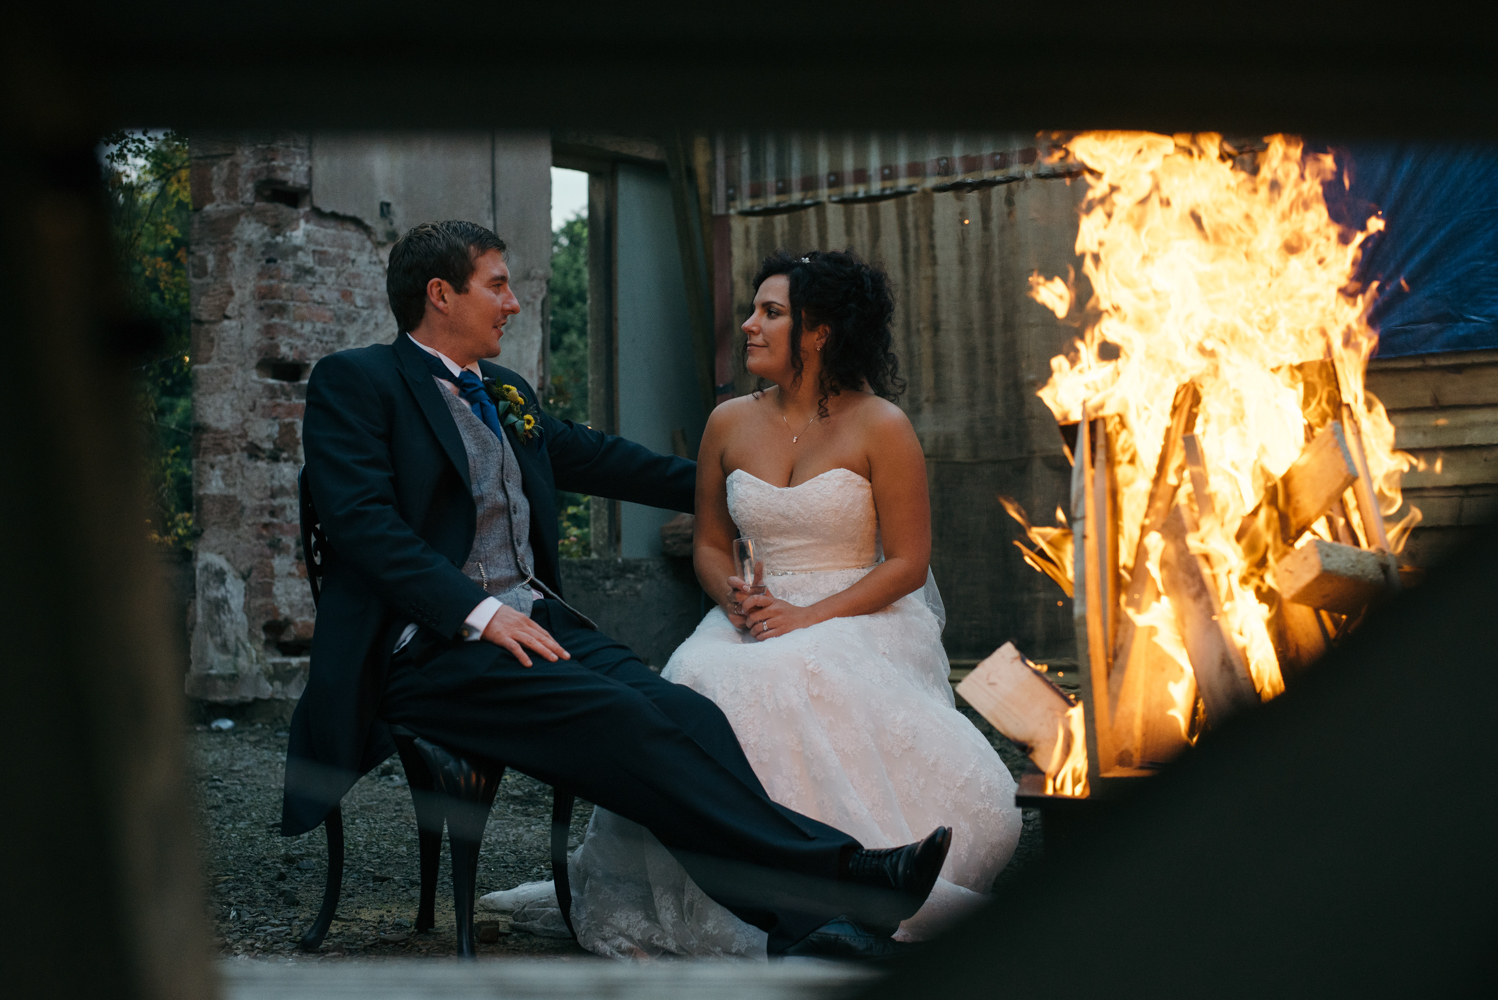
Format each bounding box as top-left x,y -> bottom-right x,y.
184,132 -> 695,705
187,134 -> 393,702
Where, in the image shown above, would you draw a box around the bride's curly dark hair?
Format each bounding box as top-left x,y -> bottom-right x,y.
750,248 -> 904,417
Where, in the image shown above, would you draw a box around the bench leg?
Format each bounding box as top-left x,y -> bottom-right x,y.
449,832 -> 483,957
394,736 -> 442,932
411,738 -> 503,958
297,806 -> 343,952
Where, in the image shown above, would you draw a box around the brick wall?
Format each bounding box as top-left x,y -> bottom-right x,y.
186,134 -> 392,702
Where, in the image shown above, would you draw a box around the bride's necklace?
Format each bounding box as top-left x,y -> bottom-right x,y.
781,409 -> 818,444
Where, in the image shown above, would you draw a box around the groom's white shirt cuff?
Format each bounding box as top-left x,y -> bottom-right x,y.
398,334 -> 505,649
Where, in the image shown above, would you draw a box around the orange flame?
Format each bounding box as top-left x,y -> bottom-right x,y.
1026,132 -> 1416,704
1045,703 -> 1089,797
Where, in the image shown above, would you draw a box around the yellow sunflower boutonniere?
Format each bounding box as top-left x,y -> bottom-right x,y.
484,379 -> 541,444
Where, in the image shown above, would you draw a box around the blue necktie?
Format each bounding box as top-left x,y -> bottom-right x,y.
414,348 -> 507,441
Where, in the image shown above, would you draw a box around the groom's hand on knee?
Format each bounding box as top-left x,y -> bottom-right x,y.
480,605 -> 570,667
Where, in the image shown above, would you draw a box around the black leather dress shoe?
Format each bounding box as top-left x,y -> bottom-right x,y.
841,826 -> 952,932
777,916 -> 907,961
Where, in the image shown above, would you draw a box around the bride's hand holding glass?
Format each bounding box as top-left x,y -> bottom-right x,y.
726,537 -> 766,630
740,592 -> 821,641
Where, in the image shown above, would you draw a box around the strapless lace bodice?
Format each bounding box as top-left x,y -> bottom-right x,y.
727,468 -> 877,574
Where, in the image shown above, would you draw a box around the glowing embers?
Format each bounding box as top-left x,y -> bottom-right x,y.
1003,133 -> 1418,788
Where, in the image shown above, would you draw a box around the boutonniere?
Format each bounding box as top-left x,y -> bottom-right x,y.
484,379 -> 540,444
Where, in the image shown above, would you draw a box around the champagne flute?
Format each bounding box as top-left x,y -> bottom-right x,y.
732,537 -> 767,627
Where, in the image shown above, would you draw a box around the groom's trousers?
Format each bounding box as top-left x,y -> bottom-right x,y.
379,598 -> 861,949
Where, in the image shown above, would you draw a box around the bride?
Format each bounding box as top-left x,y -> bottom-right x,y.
482,249 -> 1020,957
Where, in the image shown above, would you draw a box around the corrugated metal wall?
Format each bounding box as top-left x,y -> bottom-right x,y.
727,176 -> 1089,665
714,131 -> 1077,217
716,135 -> 1493,668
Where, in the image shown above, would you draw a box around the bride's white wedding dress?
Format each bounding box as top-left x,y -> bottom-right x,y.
480,468 -> 1021,957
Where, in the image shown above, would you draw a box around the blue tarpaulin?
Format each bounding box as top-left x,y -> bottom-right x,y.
1321,143 -> 1498,358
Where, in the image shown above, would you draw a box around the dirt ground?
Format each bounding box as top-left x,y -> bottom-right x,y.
190,706 -> 1042,961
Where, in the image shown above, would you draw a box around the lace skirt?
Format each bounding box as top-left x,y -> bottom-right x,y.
483,568 -> 1021,958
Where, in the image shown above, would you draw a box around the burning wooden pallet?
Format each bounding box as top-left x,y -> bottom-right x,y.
959,133 -> 1421,801
970,366 -> 1403,798
1073,361 -> 1401,787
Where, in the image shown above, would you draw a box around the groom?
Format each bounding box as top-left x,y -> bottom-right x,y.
280,220 -> 949,958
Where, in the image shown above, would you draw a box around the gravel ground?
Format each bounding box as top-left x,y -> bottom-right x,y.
190,707 -> 1042,961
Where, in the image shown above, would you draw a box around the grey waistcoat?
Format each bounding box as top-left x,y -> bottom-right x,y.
438,381 -> 537,615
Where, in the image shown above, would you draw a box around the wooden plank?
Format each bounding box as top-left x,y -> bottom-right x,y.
1108,632 -> 1193,768
1340,404 -> 1394,554
1159,505 -> 1260,725
1274,539 -> 1394,615
1095,417 -> 1120,659
1281,423 -> 1359,539
1236,421 -> 1358,563
1122,382 -> 1201,613
1183,433 -> 1214,520
956,642 -> 1076,775
1397,487 -> 1498,527
1076,412 -> 1114,786
1108,383 -> 1199,773
1399,446 -> 1498,489
1268,594 -> 1329,687
1389,405 -> 1498,450
1365,360 -> 1498,411
1366,347 -> 1498,371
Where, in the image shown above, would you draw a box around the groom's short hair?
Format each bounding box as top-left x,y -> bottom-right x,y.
387,221 -> 507,333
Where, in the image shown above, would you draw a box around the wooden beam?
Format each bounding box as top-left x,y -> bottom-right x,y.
1274,539 -> 1395,615
1390,405 -> 1498,450
1267,595 -> 1329,687
1282,423 -> 1360,540
1182,433 -> 1214,520
1123,382 -> 1201,614
1364,358 -> 1498,411
1341,404 -> 1394,555
1107,383 -> 1199,772
1159,505 -> 1260,725
1075,411 -> 1114,787
956,643 -> 1076,775
1236,421 -> 1359,563
1395,486 -> 1498,528
1398,446 -> 1498,489
1095,416 -> 1120,659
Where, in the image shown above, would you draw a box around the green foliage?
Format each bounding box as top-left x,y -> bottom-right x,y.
546,211 -> 589,424
549,209 -> 592,557
103,130 -> 195,549
557,494 -> 592,560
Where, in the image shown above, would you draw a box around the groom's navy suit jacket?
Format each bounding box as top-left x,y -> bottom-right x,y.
282,333 -> 694,836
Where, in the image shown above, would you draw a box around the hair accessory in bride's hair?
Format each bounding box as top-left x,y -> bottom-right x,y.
798,256 -> 811,263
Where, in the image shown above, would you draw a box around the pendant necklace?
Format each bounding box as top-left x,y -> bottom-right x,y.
782,409 -> 817,444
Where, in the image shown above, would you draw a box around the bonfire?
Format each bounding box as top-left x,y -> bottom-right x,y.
960,133 -> 1419,798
